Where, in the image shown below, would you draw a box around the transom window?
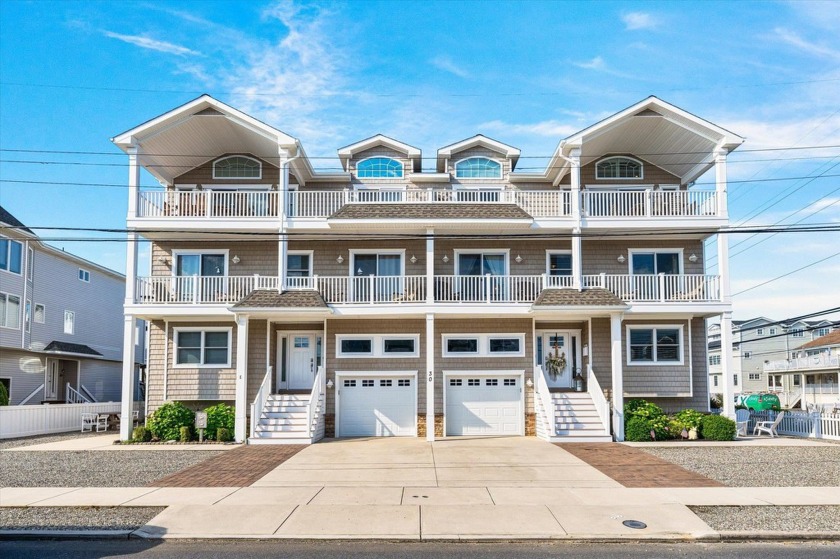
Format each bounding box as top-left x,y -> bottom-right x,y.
455,157 -> 502,179
627,326 -> 682,365
443,333 -> 525,357
596,156 -> 643,179
356,157 -> 403,178
175,329 -> 231,367
340,338 -> 373,355
336,334 -> 419,358
0,238 -> 23,274
213,155 -> 261,179
0,293 -> 21,329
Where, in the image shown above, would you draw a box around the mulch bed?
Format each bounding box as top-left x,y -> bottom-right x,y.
556,442 -> 725,488
148,445 -> 306,487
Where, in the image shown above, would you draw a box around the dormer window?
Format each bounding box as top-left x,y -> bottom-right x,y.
213,155 -> 262,179
596,156 -> 643,179
455,157 -> 502,179
356,157 -> 403,178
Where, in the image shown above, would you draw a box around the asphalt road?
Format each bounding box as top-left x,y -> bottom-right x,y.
2,540 -> 839,558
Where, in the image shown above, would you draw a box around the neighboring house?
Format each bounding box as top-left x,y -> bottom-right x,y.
0,206 -> 145,406
708,317 -> 838,407
764,330 -> 840,410
113,95 -> 743,443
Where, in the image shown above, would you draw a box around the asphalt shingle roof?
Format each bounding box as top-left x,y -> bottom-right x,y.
43,341 -> 102,356
329,203 -> 532,220
232,289 -> 329,309
798,330 -> 840,350
0,205 -> 34,235
532,288 -> 627,308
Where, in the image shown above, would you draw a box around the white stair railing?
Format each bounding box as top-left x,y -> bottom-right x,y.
80,384 -> 98,403
306,366 -> 325,438
19,383 -> 45,405
250,366 -> 272,439
65,384 -> 90,404
533,365 -> 555,438
587,365 -> 610,435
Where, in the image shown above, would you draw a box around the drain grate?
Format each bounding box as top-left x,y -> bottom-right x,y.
622,520 -> 648,529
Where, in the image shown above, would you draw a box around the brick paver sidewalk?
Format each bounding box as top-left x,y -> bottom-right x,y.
149,445 -> 305,487
557,443 -> 724,488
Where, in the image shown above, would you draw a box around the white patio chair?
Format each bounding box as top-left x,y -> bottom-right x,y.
81,413 -> 97,433
95,413 -> 109,432
132,410 -> 140,428
735,409 -> 750,437
753,410 -> 785,437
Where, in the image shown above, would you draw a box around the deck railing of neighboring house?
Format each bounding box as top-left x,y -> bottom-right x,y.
0,402 -> 122,439
65,384 -> 90,404
764,355 -> 840,373
749,410 -> 840,441
136,188 -> 718,220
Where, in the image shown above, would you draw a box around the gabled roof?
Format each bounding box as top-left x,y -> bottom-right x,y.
798,329 -> 840,350
544,96 -> 744,185
532,288 -> 627,309
437,134 -> 521,172
43,341 -> 102,356
337,134 -> 421,172
0,205 -> 34,235
231,289 -> 330,310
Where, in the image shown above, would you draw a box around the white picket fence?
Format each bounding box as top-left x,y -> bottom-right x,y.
748,410 -> 840,441
0,402 -> 122,439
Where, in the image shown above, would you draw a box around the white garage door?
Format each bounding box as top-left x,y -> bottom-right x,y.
446,375 -> 522,436
338,376 -> 416,437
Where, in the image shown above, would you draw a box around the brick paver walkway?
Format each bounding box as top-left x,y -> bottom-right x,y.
556,443 -> 724,488
149,445 -> 306,487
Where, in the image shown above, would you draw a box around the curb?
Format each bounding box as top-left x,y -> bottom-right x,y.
718,530 -> 840,541
0,529 -> 133,540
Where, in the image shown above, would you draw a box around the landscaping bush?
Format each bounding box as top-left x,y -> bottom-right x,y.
624,399 -> 665,421
204,403 -> 235,440
700,414 -> 736,441
625,416 -> 655,441
146,402 -> 195,441
624,399 -> 673,440
0,382 -> 8,406
216,427 -> 232,442
131,426 -> 151,442
179,426 -> 192,442
674,409 -> 704,431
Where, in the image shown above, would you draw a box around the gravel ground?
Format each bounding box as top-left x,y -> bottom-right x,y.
0,431 -> 114,451
0,507 -> 164,531
638,446 -> 840,487
0,450 -> 226,487
691,505 -> 840,532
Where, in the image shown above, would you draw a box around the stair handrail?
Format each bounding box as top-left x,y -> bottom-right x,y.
80,384 -> 98,403
534,364 -> 555,437
19,383 -> 45,405
250,366 -> 272,439
587,364 -> 610,433
306,366 -> 325,438
65,384 -> 90,404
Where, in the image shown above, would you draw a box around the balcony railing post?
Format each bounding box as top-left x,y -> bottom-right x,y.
658,273 -> 666,302
344,188 -> 350,205
192,274 -> 199,304
599,272 -> 606,289
369,274 -> 375,304
312,274 -> 319,293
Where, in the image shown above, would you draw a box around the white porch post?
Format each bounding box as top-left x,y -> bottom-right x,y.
714,147 -> 728,219
569,148 -> 583,290
279,147 -> 289,291
234,315 -> 249,442
127,143 -> 139,220
426,229 -> 434,304
119,315 -> 137,441
720,311 -> 736,419
426,312 -> 435,441
610,312 -> 624,441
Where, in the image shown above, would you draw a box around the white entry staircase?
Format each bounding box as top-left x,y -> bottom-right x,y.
534,365 -> 612,442
248,366 -> 326,445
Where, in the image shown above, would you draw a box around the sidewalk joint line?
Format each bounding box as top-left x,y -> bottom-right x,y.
273,504 -> 299,534
306,486 -> 325,505
545,503 -> 568,535
213,487 -> 243,505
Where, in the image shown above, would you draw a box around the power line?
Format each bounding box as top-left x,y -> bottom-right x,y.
732,251 -> 840,297
721,308 -> 840,336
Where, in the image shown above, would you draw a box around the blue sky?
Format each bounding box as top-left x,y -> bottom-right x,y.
1,0 -> 839,322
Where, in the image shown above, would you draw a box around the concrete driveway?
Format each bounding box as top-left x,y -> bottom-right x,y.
252,436 -> 620,489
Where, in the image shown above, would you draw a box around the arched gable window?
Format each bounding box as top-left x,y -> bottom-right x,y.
213,155 -> 262,179
596,156 -> 643,179
356,157 -> 404,178
455,157 -> 502,178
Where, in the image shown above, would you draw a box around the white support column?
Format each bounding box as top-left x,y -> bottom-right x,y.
119,315 -> 136,441
714,147 -> 728,218
426,312 -> 435,441
572,227 -> 582,290
279,147 -> 289,291
720,311 -> 736,419
610,312 -> 624,441
426,228 -> 434,304
234,315 -> 249,442
127,143 -> 139,219
569,148 -> 583,290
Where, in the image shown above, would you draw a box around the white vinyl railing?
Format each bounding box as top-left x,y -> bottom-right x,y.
65,384 -> 90,404
582,190 -> 717,218
533,365 -> 555,439
0,402 -> 122,439
135,275 -> 281,304
434,274 -> 545,303
306,366 -> 325,438
587,365 -> 610,435
287,190 -> 346,218
250,366 -> 272,440
287,275 -> 427,304
137,190 -> 281,218
749,410 -> 840,441
582,273 -> 721,302
764,355 -> 840,373
80,385 -> 98,403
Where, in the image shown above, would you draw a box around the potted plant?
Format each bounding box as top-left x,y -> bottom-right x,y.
544,351 -> 567,381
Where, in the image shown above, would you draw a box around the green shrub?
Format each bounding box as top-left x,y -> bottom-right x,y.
674,409 -> 704,430
216,427 -> 231,442
624,399 -> 673,440
131,426 -> 151,442
179,425 -> 192,442
625,416 -> 654,441
204,403 -> 235,440
147,402 -> 195,441
700,414 -> 736,441
624,399 -> 665,421
0,382 -> 8,406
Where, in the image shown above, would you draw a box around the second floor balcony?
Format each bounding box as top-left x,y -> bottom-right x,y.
764,354 -> 840,373
133,273 -> 722,307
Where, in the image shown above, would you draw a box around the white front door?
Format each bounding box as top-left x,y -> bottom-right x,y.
537,331 -> 582,389
288,334 -> 315,390
45,359 -> 59,400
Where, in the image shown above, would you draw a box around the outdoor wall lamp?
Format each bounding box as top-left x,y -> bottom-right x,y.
231,255 -> 241,265
688,254 -> 698,263
525,378 -> 534,387
326,379 -> 334,389
515,254 -> 523,264
410,254 -> 417,264
442,254 -> 450,263
617,255 -> 626,263
336,254 -> 344,264
157,256 -> 170,265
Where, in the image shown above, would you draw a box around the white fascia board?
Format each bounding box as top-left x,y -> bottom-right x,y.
531,304 -> 629,313
337,134 -> 422,172
227,307 -> 333,317
437,135 -> 521,158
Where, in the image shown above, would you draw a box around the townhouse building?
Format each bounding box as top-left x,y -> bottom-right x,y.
113,95 -> 742,443
764,329 -> 840,410
0,206 -> 145,406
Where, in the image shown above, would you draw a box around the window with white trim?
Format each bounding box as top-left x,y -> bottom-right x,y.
713,376 -> 719,387
34,303 -> 45,324
78,268 -> 90,282
0,238 -> 22,274
339,338 -> 373,356
455,157 -> 502,178
286,252 -> 312,278
0,293 -> 21,329
336,334 -> 419,358
769,328 -> 777,335
627,326 -> 682,364
743,351 -> 752,359
546,251 -> 572,277
709,355 -> 721,366
213,155 -> 261,179
356,157 -> 403,178
596,156 -> 643,179
748,372 -> 761,381
734,374 -> 738,386
815,327 -> 830,338
488,337 -> 522,355
630,250 -> 681,275
63,310 -> 74,335
0,378 -> 9,401
791,329 -> 804,338
27,247 -> 33,280
756,328 -> 764,336
174,329 -> 231,367
442,333 -> 525,357
24,300 -> 30,333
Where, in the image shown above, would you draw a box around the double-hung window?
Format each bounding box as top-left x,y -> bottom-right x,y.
627,326 -> 682,365
63,310 -> 74,334
175,329 -> 231,367
286,251 -> 313,288
0,238 -> 22,274
0,293 -> 21,329
546,251 -> 572,287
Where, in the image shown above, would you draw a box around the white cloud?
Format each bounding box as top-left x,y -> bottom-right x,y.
622,12 -> 659,31
478,119 -> 579,137
430,56 -> 470,78
103,31 -> 201,56
772,27 -> 840,61
575,56 -> 605,70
